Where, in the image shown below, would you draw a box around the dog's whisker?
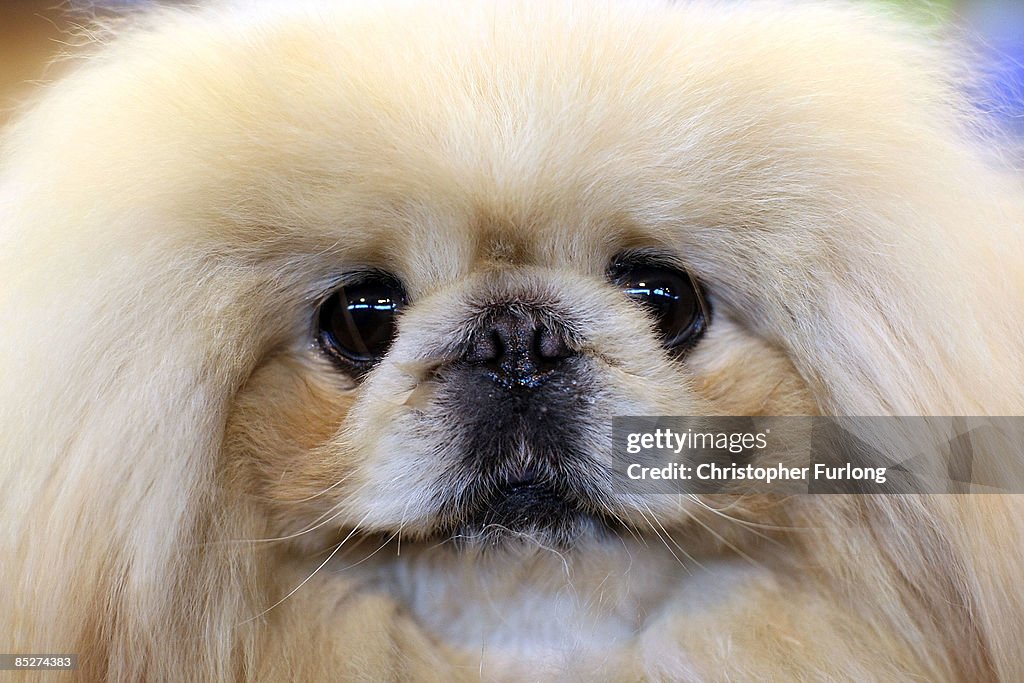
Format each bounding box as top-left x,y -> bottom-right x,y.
238,511 -> 372,625
289,468 -> 358,504
230,476 -> 380,545
635,503 -> 698,572
395,498 -> 414,557
334,526 -> 409,572
684,494 -> 804,537
677,504 -> 762,569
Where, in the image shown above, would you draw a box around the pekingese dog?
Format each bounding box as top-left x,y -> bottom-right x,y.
2,0 -> 1023,680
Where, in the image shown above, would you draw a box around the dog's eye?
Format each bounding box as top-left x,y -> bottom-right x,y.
317,273 -> 406,369
609,257 -> 708,350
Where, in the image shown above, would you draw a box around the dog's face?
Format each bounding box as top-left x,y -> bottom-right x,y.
229,229 -> 802,545
229,210 -> 813,549
208,1 -> 841,550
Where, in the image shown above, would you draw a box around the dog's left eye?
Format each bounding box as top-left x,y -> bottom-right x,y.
317,273 -> 406,371
609,257 -> 708,350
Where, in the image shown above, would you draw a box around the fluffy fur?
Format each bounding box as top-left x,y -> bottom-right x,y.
2,0 -> 1023,680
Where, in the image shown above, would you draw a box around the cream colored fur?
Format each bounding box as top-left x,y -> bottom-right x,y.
1,1 -> 1023,681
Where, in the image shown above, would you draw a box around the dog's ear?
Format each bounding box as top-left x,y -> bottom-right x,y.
660,9 -> 1024,680
0,210 -> 264,678
799,490 -> 1024,680
0,44 -> 273,683
662,6 -> 1024,417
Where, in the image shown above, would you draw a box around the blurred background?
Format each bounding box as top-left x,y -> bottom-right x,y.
1,0 -> 1022,142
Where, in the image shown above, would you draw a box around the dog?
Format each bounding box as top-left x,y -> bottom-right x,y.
2,1 -> 1023,680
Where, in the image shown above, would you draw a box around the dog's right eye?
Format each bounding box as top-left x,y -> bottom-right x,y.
317,273 -> 406,371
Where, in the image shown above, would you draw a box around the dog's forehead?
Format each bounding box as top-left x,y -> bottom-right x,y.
140,23 -> 693,283
340,206 -> 655,294
158,6 -> 893,267
25,1 -> 942,297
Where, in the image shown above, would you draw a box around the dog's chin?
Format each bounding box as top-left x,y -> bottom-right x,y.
432,480 -> 620,550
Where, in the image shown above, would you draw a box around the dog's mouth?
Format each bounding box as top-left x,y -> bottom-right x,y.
434,468 -> 619,549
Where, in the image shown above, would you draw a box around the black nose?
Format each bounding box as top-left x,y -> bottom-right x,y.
465,310 -> 574,386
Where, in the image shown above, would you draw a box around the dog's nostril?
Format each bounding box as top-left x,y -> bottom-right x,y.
491,328 -> 506,361
535,325 -> 571,362
466,310 -> 575,382
465,327 -> 502,364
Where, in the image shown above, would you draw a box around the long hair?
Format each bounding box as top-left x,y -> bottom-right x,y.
1,1 -> 1023,680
